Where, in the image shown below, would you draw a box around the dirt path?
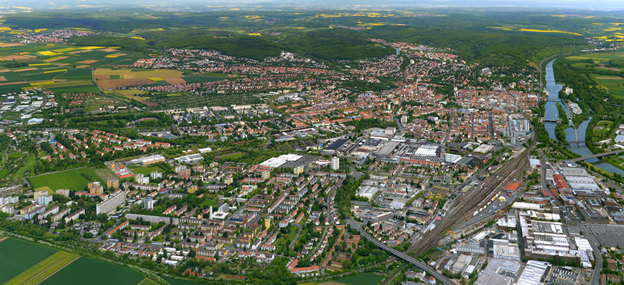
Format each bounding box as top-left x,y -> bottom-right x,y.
0,236 -> 8,242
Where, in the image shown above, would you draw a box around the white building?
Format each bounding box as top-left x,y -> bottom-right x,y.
96,191 -> 126,215
331,157 -> 339,170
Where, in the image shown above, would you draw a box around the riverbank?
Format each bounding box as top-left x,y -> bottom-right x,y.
543,58 -> 624,177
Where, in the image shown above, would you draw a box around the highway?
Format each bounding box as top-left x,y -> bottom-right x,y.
347,219 -> 455,285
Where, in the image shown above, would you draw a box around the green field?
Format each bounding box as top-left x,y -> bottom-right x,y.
327,273 -> 386,285
590,74 -> 624,97
41,256 -> 145,285
28,167 -> 105,191
215,152 -> 246,161
0,238 -> 59,284
5,251 -> 79,285
567,51 -> 624,63
138,278 -> 159,285
128,165 -> 163,175
0,42 -> 143,93
593,120 -> 614,139
12,154 -> 36,179
200,199 -> 218,208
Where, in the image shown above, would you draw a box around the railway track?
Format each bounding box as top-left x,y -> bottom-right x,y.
407,138 -> 536,257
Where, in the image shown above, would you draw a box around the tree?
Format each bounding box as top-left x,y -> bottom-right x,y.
342,259 -> 352,269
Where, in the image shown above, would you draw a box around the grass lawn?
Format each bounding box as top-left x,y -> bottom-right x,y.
8,152 -> 27,159
12,154 -> 36,179
0,238 -> 58,284
200,199 -> 218,208
128,165 -> 163,175
41,256 -> 145,285
0,168 -> 11,179
215,152 -> 246,161
329,273 -> 385,285
604,156 -> 624,172
593,120 -> 614,139
28,167 -> 105,191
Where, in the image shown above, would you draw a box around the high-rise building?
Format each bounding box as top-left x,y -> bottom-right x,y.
294,165 -> 304,175
96,192 -> 126,215
260,170 -> 271,180
34,191 -> 48,201
143,197 -> 154,210
331,157 -> 340,170
107,179 -> 119,189
88,181 -> 103,195
55,189 -> 70,198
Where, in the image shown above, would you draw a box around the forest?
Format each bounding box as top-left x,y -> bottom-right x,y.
2,9 -> 596,65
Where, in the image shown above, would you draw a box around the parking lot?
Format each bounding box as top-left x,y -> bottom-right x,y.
589,224 -> 624,248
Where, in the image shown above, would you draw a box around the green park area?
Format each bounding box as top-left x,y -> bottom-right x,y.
319,273 -> 386,285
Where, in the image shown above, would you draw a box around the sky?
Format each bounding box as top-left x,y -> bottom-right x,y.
3,0 -> 624,10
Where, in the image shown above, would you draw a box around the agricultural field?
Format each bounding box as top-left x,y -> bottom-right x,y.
0,238 -> 59,284
138,278 -> 160,285
0,237 -> 150,285
41,256 -> 145,285
5,251 -> 79,285
94,68 -> 185,90
567,51 -> 624,71
564,52 -> 624,98
107,89 -> 150,101
28,167 -> 105,191
0,42 -> 144,94
320,273 -> 385,285
94,68 -> 233,93
590,74 -> 624,98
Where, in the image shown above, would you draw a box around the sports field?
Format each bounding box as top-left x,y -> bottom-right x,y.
0,238 -> 58,284
41,257 -> 145,285
129,165 -> 164,175
28,167 -> 105,191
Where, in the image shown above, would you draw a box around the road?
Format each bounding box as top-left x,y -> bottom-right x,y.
347,218 -> 454,285
569,149 -> 624,162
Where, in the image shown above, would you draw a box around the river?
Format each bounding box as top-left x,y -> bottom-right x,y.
543,58 -> 624,175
